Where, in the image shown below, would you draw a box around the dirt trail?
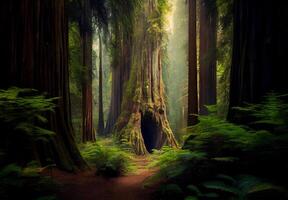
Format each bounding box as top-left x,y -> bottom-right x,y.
54,156 -> 157,200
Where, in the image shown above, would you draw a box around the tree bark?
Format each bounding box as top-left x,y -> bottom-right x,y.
113,0 -> 178,154
0,0 -> 86,171
228,0 -> 288,120
188,0 -> 199,126
80,0 -> 94,142
199,0 -> 217,115
104,24 -> 132,135
97,32 -> 105,135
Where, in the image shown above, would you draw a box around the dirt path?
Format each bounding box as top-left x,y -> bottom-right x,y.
54,156 -> 157,200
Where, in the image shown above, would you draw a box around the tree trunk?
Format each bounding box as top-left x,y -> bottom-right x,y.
113,0 -> 178,154
104,25 -> 132,135
80,0 -> 94,142
188,0 -> 199,126
228,0 -> 288,120
97,32 -> 105,135
199,0 -> 217,115
0,0 -> 86,171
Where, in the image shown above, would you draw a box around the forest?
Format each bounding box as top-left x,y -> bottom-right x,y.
0,0 -> 288,199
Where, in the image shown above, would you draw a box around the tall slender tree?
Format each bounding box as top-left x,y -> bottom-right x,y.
199,0 -> 217,115
188,0 -> 199,126
80,0 -> 95,142
0,0 -> 86,171
97,32 -> 105,135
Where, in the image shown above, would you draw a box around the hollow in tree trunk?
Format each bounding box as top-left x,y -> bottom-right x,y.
113,1 -> 178,155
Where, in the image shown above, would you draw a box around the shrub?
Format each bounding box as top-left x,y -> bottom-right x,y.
0,87 -> 56,166
150,94 -> 288,199
80,140 -> 135,177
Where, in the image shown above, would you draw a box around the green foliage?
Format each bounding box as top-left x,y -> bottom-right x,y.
158,183 -> 184,200
0,164 -> 58,200
0,88 -> 55,140
69,23 -> 82,96
80,140 -> 135,177
145,147 -> 206,185
0,87 -> 57,167
0,87 -> 56,140
109,0 -> 142,30
216,0 -> 233,118
233,93 -> 288,132
201,174 -> 285,200
150,94 -> 288,199
184,114 -> 274,156
148,0 -> 171,40
181,174 -> 285,200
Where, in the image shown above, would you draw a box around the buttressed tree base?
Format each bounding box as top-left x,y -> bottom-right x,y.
113,0 -> 178,154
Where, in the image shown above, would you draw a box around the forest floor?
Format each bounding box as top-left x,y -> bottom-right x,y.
53,156 -> 158,200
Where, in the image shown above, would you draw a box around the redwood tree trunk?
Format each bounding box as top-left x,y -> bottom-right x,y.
228,0 -> 288,120
97,32 -> 104,135
81,0 -> 94,142
0,0 -> 86,170
113,0 -> 178,154
199,0 -> 217,115
188,0 -> 199,126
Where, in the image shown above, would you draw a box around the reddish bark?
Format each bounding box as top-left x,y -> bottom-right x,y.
0,0 -> 86,170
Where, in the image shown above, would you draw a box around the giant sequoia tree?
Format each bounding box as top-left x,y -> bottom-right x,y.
0,0 -> 86,170
228,0 -> 288,120
111,0 -> 178,154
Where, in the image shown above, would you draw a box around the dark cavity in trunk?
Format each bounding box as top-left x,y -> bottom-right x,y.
141,113 -> 159,153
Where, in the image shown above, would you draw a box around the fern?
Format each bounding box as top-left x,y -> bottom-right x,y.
202,174 -> 285,200
80,139 -> 135,177
0,87 -> 56,140
145,147 -> 206,186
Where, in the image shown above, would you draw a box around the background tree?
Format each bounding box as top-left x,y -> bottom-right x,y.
97,32 -> 105,135
188,0 -> 199,126
199,0 -> 217,115
68,0 -> 107,141
80,0 -> 95,142
104,0 -> 138,135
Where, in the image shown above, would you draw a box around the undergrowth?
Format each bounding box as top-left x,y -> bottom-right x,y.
0,163 -> 58,200
0,87 -> 56,166
79,139 -> 135,177
147,94 -> 288,200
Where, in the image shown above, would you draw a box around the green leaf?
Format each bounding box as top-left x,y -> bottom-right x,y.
185,196 -> 199,200
203,181 -> 239,195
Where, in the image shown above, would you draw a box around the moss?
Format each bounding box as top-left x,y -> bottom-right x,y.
113,0 -> 178,154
